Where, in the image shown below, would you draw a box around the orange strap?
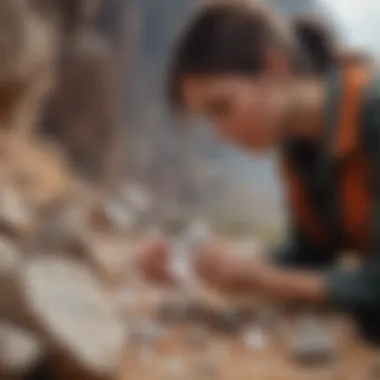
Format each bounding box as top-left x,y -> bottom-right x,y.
336,63 -> 373,252
334,63 -> 372,157
283,63 -> 372,249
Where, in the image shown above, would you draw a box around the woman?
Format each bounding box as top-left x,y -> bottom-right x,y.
138,1 -> 380,343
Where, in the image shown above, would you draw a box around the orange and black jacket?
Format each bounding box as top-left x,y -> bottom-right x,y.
274,62 -> 380,319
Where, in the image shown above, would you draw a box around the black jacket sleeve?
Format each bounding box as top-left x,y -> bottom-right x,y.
324,75 -> 380,314
272,226 -> 335,270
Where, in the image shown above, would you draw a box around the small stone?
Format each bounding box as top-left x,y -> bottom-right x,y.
121,183 -> 151,213
185,300 -> 214,323
290,317 -> 337,365
129,320 -> 165,344
100,198 -> 136,232
243,328 -> 266,350
213,310 -> 246,334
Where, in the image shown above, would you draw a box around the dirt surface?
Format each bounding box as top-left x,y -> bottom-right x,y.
117,287 -> 375,380
120,324 -> 373,380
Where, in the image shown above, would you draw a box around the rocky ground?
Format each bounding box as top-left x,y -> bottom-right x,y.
0,132 -> 376,380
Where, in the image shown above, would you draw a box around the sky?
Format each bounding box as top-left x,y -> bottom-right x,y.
322,0 -> 380,53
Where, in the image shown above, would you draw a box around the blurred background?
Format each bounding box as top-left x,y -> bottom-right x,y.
0,1 -> 379,379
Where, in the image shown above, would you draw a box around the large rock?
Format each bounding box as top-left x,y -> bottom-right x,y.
288,313 -> 337,365
19,256 -> 126,379
40,28 -> 121,185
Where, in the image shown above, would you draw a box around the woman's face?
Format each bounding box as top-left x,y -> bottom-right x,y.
181,73 -> 292,152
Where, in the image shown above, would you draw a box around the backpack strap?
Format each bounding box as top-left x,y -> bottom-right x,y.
334,64 -> 372,158
361,67 -> 380,254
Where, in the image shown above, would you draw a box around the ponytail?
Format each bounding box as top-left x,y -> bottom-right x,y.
293,16 -> 339,74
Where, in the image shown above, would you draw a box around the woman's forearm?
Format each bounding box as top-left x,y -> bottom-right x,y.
250,264 -> 326,304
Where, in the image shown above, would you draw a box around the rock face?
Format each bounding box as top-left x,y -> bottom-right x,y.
0,0 -> 59,137
0,2 -> 130,379
41,30 -> 120,184
39,0 -> 122,187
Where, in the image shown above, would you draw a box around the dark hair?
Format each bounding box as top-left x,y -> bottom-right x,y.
168,1 -> 339,108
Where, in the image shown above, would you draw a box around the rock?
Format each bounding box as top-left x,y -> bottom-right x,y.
185,300 -> 215,324
98,198 -> 136,232
213,309 -> 251,334
156,297 -> 214,325
120,183 -> 151,214
243,328 -> 266,351
290,315 -> 337,365
0,184 -> 34,238
33,199 -> 91,254
20,256 -> 126,378
0,322 -> 43,377
129,320 -> 165,345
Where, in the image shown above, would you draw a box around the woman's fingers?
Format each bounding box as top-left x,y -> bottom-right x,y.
194,238 -> 262,293
194,240 -> 233,288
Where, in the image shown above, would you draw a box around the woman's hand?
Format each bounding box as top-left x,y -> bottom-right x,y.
194,239 -> 325,303
194,238 -> 267,294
